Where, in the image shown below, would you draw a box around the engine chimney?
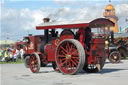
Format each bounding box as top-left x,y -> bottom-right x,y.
43,18 -> 49,43
43,18 -> 50,23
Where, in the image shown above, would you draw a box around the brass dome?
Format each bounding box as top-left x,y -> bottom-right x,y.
105,4 -> 115,10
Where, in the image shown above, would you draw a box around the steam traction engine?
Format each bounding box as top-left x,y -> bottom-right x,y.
105,32 -> 121,63
26,18 -> 114,74
23,35 -> 47,68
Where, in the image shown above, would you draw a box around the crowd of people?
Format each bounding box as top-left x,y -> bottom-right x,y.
0,47 -> 24,62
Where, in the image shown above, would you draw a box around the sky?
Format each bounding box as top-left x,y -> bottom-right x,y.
0,0 -> 128,41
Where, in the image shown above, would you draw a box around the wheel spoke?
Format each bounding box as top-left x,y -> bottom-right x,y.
69,45 -> 73,54
60,58 -> 66,61
70,59 -> 78,67
61,50 -> 67,55
58,54 -> 65,58
34,59 -> 37,63
68,60 -> 71,69
29,53 -> 40,73
66,42 -> 70,52
59,60 -> 67,67
71,49 -> 78,56
71,56 -> 79,60
71,61 -> 75,71
60,46 -> 68,54
72,58 -> 79,64
56,39 -> 85,74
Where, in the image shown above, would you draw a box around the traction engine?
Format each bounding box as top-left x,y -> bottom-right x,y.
25,18 -> 115,74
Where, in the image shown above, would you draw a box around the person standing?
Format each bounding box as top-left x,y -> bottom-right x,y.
4,49 -> 9,62
12,49 -> 16,62
19,48 -> 24,61
0,48 -> 2,61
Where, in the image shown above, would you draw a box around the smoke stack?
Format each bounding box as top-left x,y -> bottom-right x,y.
43,18 -> 50,23
43,18 -> 50,44
28,34 -> 32,36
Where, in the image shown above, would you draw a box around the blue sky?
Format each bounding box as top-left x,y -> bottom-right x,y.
0,0 -> 128,41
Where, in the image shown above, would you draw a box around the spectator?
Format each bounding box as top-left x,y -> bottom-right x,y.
15,48 -> 20,60
8,51 -> 13,62
0,48 -> 2,60
12,49 -> 16,62
19,48 -> 24,60
4,49 -> 9,62
0,48 -> 5,61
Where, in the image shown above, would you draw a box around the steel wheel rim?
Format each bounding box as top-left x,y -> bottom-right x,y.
29,54 -> 39,73
109,51 -> 120,63
56,39 -> 85,74
24,56 -> 30,68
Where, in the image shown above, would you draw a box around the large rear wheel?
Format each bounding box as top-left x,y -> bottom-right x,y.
29,53 -> 40,73
56,39 -> 85,75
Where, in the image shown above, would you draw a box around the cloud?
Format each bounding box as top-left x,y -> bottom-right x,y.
115,4 -> 128,28
0,4 -> 104,41
1,7 -> 46,40
1,1 -> 128,41
116,4 -> 128,17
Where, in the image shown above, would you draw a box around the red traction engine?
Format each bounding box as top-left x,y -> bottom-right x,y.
27,18 -> 114,75
14,41 -> 24,50
23,35 -> 47,68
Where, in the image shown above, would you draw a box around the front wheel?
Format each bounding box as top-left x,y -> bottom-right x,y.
29,53 -> 40,73
24,56 -> 30,68
55,39 -> 85,75
108,51 -> 121,63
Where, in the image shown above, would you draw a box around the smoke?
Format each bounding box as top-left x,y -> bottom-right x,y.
47,7 -> 71,21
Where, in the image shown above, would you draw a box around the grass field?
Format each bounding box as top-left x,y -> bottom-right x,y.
0,60 -> 24,64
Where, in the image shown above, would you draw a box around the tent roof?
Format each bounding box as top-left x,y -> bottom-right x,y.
0,40 -> 15,45
114,33 -> 128,38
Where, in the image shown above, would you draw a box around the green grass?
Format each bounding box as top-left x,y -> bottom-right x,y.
0,60 -> 24,64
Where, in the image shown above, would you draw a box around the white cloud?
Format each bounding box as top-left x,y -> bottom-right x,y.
0,5 -> 104,40
1,2 -> 128,40
1,7 -> 46,40
115,4 -> 128,28
116,4 -> 128,17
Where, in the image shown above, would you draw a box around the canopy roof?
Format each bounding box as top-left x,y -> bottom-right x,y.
114,33 -> 128,38
36,18 -> 114,30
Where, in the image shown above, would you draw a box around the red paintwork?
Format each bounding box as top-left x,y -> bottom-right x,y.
29,54 -> 39,73
77,28 -> 105,65
60,31 -> 74,41
52,38 -> 59,48
36,18 -> 114,30
56,41 -> 79,74
77,28 -> 86,46
28,18 -> 115,74
14,41 -> 24,49
45,44 -> 55,62
36,23 -> 89,30
24,35 -> 44,54
87,38 -> 105,65
89,18 -> 114,27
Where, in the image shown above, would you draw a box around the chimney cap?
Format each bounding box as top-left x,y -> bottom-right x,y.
43,18 -> 50,23
28,34 -> 32,36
